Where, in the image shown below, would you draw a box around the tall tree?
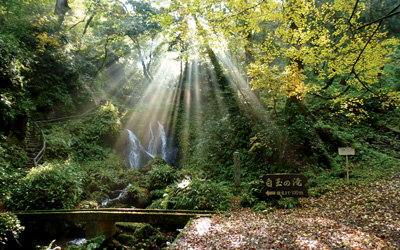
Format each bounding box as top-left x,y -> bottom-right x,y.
55,0 -> 70,24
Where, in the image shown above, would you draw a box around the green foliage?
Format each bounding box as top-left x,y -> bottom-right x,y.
239,179 -> 265,208
126,185 -> 151,208
36,235 -> 106,250
81,151 -> 129,196
0,212 -> 24,245
84,102 -> 122,143
0,142 -> 28,170
146,164 -> 181,191
115,222 -> 174,249
155,178 -> 232,211
276,197 -> 300,209
65,235 -> 106,250
185,106 -> 263,181
0,142 -> 28,203
44,102 -> 122,162
307,143 -> 400,197
5,161 -> 83,210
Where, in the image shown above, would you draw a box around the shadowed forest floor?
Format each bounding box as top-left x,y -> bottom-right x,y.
170,173 -> 400,250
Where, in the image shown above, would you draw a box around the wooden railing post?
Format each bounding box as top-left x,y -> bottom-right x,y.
234,152 -> 240,187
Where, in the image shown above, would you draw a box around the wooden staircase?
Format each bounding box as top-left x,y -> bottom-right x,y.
26,134 -> 41,168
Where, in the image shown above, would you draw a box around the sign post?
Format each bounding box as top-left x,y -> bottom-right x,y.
261,174 -> 308,199
338,147 -> 355,184
233,152 -> 240,187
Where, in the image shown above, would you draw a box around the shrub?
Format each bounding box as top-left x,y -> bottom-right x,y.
126,185 -> 151,208
239,179 -> 265,208
146,164 -> 180,191
82,152 -> 129,193
5,161 -> 83,210
276,197 -> 300,209
77,102 -> 122,149
0,143 -> 28,170
0,212 -> 24,246
0,143 -> 28,203
160,178 -> 232,211
44,102 -> 122,163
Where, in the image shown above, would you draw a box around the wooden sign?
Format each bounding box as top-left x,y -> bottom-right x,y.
338,147 -> 355,155
338,147 -> 355,184
261,174 -> 308,199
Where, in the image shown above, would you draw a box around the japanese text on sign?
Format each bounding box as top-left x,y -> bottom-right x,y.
265,177 -> 304,188
261,174 -> 308,199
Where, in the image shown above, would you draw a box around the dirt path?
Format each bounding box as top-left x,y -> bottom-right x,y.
169,174 -> 400,249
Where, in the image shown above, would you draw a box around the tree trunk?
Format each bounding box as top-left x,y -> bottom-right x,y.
244,31 -> 260,102
55,0 -> 70,24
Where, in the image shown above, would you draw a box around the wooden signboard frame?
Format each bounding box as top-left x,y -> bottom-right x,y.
338,147 -> 355,184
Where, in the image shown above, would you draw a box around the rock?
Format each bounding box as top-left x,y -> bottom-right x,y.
90,191 -> 109,204
79,201 -> 99,209
104,192 -> 132,207
117,233 -> 137,245
108,190 -> 122,199
109,182 -> 126,191
116,222 -> 141,232
88,181 -> 101,192
127,186 -> 151,208
136,224 -> 156,239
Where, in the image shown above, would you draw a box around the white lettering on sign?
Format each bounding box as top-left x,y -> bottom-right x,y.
338,147 -> 355,155
264,177 -> 305,188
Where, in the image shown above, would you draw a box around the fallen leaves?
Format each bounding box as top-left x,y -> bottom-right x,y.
169,173 -> 400,249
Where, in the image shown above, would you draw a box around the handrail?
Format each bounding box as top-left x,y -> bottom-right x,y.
35,105 -> 100,124
32,105 -> 100,167
33,121 -> 46,167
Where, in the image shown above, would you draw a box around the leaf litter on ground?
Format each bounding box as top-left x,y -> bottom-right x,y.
169,173 -> 400,249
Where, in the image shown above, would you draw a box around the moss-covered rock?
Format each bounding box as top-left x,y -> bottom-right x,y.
126,185 -> 151,208
135,224 -> 156,239
116,233 -> 137,245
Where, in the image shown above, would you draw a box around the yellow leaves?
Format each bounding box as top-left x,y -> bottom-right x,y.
31,16 -> 48,28
249,142 -> 261,152
282,63 -> 308,99
34,32 -> 60,53
379,91 -> 400,110
159,0 -> 398,123
248,133 -> 271,152
249,135 -> 262,152
333,97 -> 370,124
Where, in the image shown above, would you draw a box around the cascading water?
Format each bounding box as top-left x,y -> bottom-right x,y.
126,122 -> 176,169
127,130 -> 146,170
147,122 -> 156,155
158,121 -> 167,160
101,184 -> 132,207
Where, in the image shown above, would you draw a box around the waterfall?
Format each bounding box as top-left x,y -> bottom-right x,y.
147,122 -> 156,156
158,121 -> 167,161
126,122 -> 176,169
127,129 -> 144,170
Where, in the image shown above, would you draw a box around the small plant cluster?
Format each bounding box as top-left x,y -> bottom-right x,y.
66,235 -> 106,250
0,212 -> 24,246
114,222 -> 176,249
157,178 -> 232,211
5,161 -> 83,210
